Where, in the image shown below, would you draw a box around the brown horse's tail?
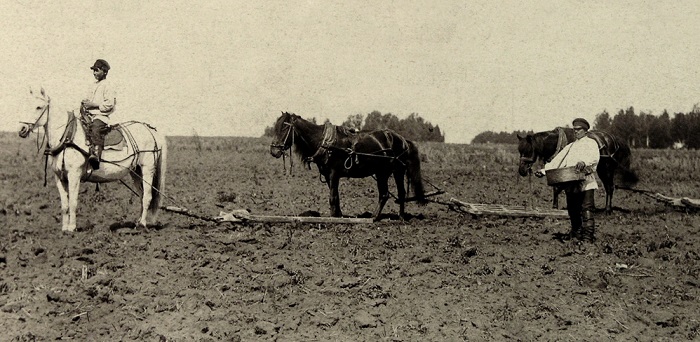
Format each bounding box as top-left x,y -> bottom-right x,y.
406,140 -> 428,205
614,143 -> 639,187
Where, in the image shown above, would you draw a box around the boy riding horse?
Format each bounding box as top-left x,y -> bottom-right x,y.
81,59 -> 117,170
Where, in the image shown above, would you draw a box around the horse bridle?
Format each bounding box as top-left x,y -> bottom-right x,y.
519,153 -> 537,172
20,98 -> 50,133
269,120 -> 295,154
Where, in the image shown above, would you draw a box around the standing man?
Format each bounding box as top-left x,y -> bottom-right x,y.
82,59 -> 116,170
535,118 -> 600,242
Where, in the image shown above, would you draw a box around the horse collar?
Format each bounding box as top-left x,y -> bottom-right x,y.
45,112 -> 89,156
546,127 -> 569,163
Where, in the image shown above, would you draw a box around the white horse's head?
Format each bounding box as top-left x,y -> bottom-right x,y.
18,86 -> 51,138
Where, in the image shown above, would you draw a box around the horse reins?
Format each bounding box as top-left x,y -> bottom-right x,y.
21,100 -> 52,186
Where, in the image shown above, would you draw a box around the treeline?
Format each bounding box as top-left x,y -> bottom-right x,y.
594,106 -> 700,149
472,105 -> 700,149
471,130 -> 534,145
264,111 -> 445,142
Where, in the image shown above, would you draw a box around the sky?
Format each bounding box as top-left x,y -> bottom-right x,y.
1,0 -> 698,144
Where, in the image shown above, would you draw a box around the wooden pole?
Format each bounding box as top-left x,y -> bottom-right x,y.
397,190 -> 445,203
216,210 -> 374,224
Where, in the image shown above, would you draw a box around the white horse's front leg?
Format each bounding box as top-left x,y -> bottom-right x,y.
55,176 -> 70,230
65,172 -> 82,232
137,166 -> 155,227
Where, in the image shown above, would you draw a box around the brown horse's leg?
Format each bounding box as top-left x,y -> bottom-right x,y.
328,173 -> 342,217
552,186 -> 562,209
603,176 -> 614,214
393,171 -> 406,219
373,175 -> 390,221
598,162 -> 614,213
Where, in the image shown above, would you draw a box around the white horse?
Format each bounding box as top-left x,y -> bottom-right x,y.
18,87 -> 167,231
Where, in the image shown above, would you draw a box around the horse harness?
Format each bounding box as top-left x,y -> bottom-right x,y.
41,108 -> 158,183
273,118 -> 412,183
556,128 -> 621,160
586,131 -> 620,159
308,122 -> 410,170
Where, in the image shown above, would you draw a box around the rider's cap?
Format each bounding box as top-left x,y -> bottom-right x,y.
572,118 -> 590,130
90,59 -> 110,72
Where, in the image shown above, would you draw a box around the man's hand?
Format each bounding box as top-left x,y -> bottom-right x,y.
81,99 -> 96,109
575,161 -> 586,172
534,170 -> 545,178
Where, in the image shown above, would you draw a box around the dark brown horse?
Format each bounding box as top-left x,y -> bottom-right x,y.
517,128 -> 638,212
270,112 -> 426,220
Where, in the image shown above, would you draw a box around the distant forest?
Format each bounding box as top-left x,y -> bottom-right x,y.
263,111 -> 445,142
472,105 -> 700,149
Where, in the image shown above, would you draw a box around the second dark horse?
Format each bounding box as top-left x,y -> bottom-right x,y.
270,112 -> 427,220
517,127 -> 638,213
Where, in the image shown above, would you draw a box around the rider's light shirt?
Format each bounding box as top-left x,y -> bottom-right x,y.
86,78 -> 116,124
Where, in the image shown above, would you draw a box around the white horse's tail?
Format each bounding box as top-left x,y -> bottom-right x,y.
149,137 -> 167,217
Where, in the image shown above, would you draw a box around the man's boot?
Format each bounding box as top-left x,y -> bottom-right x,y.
565,224 -> 581,241
581,210 -> 596,242
88,145 -> 103,170
565,207 -> 582,241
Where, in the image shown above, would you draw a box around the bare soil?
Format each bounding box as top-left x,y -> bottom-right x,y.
1,134 -> 699,341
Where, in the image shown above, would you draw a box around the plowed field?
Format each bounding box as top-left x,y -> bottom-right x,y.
2,133 -> 699,341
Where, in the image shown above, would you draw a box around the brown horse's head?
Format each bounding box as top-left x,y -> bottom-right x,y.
517,134 -> 537,176
269,111 -> 296,158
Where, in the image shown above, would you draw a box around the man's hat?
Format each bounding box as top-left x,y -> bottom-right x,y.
90,59 -> 110,72
572,118 -> 590,130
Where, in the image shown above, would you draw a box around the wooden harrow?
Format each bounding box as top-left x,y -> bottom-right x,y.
448,198 -> 569,218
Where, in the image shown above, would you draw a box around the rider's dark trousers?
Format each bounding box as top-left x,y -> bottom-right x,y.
89,119 -> 109,145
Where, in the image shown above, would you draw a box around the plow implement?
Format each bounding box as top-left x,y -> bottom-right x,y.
160,186 -> 700,226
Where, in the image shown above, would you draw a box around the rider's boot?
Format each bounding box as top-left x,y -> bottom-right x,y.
89,145 -> 103,170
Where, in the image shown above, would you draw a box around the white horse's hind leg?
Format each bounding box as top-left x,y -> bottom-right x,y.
136,164 -> 156,227
55,176 -> 70,230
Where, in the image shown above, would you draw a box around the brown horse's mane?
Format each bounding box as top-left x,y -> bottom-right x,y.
273,112 -> 324,160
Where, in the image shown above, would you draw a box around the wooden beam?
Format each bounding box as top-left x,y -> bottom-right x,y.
216,210 -> 374,224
